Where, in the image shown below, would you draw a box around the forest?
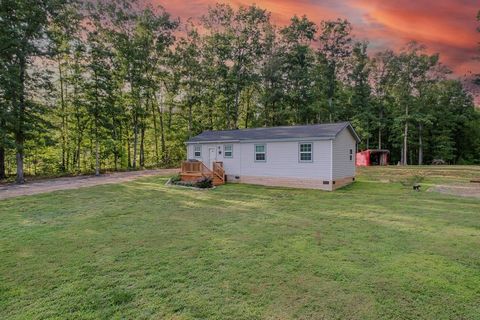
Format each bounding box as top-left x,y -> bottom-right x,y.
1,0 -> 479,183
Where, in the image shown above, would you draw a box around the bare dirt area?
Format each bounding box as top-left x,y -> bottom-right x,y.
0,169 -> 179,200
429,183 -> 480,198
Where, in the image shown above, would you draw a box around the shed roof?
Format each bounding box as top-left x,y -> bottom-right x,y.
187,122 -> 360,143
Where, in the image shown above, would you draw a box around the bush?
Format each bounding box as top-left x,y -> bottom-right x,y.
170,175 -> 213,189
195,177 -> 213,189
170,174 -> 181,183
175,181 -> 195,187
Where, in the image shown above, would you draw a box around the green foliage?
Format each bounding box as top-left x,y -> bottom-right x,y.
195,176 -> 213,188
170,173 -> 181,183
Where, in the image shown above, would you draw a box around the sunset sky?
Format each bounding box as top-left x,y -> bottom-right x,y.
156,0 -> 479,80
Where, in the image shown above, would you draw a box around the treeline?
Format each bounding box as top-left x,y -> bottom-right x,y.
1,0 -> 479,183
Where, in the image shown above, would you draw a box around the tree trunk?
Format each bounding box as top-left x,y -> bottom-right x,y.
232,87 -> 240,129
154,95 -> 167,164
75,133 -> 82,172
244,87 -> 252,128
127,127 -> 131,169
188,103 -> 193,138
16,149 -> 24,183
168,103 -> 173,130
402,105 -> 409,165
378,108 -> 383,150
139,126 -> 145,168
95,135 -> 100,176
132,115 -> 138,169
0,116 -> 5,179
59,62 -> 67,172
16,55 -> 26,184
208,96 -> 214,130
328,97 -> 333,123
151,98 -> 160,165
225,100 -> 230,129
0,145 -> 5,180
418,123 -> 423,165
378,128 -> 382,150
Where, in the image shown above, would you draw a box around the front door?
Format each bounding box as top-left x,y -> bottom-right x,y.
208,148 -> 216,170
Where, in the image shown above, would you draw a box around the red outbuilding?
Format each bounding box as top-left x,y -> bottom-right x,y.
356,149 -> 389,166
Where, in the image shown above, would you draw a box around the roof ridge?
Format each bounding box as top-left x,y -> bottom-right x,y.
187,121 -> 360,143
202,121 -> 350,133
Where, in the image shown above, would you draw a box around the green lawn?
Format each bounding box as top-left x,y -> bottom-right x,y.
1,167 -> 479,319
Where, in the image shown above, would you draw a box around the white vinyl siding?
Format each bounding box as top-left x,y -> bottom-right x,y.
239,140 -> 331,179
332,128 -> 356,179
186,132 -> 354,182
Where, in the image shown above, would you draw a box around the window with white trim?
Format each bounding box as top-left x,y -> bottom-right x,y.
224,144 -> 233,158
194,145 -> 201,158
299,143 -> 313,162
255,144 -> 266,162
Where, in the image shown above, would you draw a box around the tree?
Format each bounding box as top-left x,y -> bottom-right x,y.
390,42 -> 439,165
349,41 -> 373,149
317,19 -> 353,122
0,0 -> 70,183
280,16 -> 317,124
202,3 -> 272,129
370,50 -> 396,150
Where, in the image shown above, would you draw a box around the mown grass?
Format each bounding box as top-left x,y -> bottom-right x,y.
0,167 -> 479,319
357,165 -> 480,185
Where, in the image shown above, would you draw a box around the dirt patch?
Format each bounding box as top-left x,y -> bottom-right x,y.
429,183 -> 480,199
0,169 -> 179,200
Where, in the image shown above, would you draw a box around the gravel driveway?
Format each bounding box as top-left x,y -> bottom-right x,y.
0,169 -> 179,200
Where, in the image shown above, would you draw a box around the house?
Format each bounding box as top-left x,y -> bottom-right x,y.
356,149 -> 389,166
182,122 -> 361,191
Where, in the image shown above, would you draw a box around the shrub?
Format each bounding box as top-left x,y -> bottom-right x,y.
170,174 -> 181,183
173,180 -> 195,187
195,177 -> 213,189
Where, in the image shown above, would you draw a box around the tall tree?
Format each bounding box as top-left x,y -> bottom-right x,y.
391,43 -> 439,165
349,41 -> 373,149
0,0 -> 70,183
370,50 -> 395,150
317,19 -> 353,122
202,3 -> 272,129
280,15 -> 317,124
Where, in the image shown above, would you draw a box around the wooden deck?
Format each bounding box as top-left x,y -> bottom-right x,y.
180,161 -> 225,186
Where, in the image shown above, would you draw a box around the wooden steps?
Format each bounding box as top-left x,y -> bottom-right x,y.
180,160 -> 225,186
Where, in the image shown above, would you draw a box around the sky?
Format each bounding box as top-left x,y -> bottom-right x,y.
154,0 -> 479,98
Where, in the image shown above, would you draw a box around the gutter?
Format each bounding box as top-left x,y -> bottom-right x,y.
186,136 -> 336,144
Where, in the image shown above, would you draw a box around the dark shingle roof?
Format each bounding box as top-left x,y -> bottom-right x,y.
187,122 -> 360,143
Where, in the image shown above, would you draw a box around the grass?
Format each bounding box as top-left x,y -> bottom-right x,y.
357,165 -> 480,185
1,166 -> 479,319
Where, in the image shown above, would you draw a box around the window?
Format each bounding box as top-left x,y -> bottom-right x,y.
194,145 -> 201,158
349,149 -> 353,161
299,143 -> 313,162
255,144 -> 266,162
224,145 -> 233,158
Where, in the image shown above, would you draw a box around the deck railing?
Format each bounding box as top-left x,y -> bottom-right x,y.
212,161 -> 225,181
181,161 -> 211,175
181,160 -> 225,184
